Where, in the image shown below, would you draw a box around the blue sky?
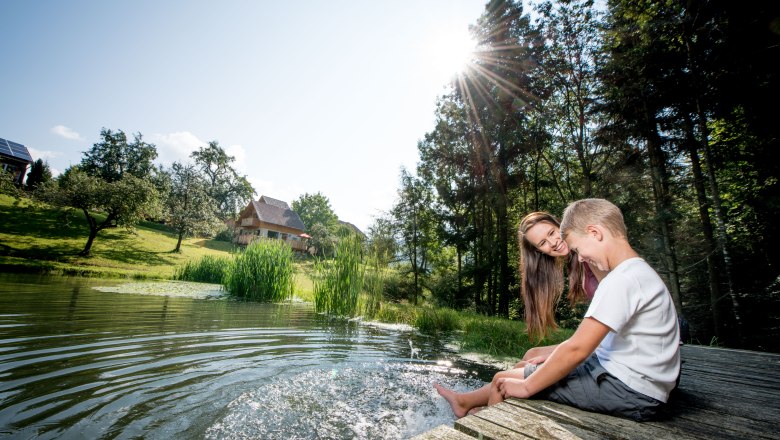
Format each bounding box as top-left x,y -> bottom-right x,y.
0,0 -> 489,231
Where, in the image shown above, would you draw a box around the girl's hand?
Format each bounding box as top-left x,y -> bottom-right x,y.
526,355 -> 548,365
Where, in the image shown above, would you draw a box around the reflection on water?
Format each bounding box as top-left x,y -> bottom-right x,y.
0,274 -> 495,439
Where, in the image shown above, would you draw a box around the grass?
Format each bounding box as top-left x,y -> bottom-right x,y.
313,234 -> 365,317
0,194 -> 235,278
370,301 -> 573,359
174,254 -> 232,284
224,239 -> 294,301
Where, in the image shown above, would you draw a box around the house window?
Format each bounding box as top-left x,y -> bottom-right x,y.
281,233 -> 288,240
267,231 -> 279,239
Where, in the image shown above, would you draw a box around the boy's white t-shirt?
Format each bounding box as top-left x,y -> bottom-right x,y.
584,257 -> 681,403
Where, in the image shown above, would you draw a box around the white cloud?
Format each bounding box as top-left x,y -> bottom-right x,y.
151,131 -> 205,166
246,176 -> 303,205
225,144 -> 248,174
27,146 -> 63,163
51,125 -> 84,141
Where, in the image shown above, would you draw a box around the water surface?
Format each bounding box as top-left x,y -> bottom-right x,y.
0,274 -> 495,439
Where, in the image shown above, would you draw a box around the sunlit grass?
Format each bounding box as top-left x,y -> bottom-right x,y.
174,254 -> 232,284
224,239 -> 294,302
313,234 -> 364,317
0,194 -> 234,278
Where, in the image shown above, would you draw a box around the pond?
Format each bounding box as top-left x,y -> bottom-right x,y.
0,274 -> 497,439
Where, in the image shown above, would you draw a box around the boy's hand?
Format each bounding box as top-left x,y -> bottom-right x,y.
497,377 -> 531,399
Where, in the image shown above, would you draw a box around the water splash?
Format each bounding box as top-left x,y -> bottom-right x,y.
205,362 -> 482,440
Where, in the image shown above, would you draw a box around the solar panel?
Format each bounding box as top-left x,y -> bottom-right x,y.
0,137 -> 33,162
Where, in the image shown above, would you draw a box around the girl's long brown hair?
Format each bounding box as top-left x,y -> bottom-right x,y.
518,212 -> 589,341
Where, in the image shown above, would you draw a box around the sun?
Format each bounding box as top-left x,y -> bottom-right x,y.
423,25 -> 477,84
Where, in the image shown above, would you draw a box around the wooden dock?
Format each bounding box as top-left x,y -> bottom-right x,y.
412,345 -> 780,439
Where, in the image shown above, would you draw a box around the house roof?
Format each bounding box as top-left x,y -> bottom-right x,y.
0,137 -> 33,164
259,195 -> 291,210
251,198 -> 306,231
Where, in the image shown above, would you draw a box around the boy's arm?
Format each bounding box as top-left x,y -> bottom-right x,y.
498,317 -> 611,399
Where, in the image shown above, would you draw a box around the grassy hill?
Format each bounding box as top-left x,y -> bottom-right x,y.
0,194 -> 235,279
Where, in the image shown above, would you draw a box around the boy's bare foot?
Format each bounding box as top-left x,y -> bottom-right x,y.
434,383 -> 470,418
467,406 -> 486,415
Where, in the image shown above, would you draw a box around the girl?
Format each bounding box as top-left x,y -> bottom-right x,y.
435,211 -> 605,417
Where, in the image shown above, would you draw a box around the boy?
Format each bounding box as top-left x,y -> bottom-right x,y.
497,198 -> 680,421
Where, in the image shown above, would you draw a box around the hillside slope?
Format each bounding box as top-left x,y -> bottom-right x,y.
0,195 -> 234,278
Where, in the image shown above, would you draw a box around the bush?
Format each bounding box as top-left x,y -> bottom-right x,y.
174,254 -> 232,283
313,234 -> 364,317
224,239 -> 294,301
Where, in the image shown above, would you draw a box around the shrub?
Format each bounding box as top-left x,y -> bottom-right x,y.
174,254 -> 232,284
224,239 -> 294,301
313,234 -> 364,317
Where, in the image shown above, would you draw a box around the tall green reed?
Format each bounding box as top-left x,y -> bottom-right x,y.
313,234 -> 365,317
173,254 -> 232,284
224,239 -> 294,301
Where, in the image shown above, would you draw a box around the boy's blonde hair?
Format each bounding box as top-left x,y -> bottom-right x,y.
560,198 -> 627,240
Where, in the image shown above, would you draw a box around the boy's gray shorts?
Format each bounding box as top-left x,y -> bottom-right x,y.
524,354 -> 664,421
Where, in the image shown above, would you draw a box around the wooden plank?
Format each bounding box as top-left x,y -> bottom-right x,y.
471,403 -> 584,440
504,399 -> 706,440
455,412 -> 536,439
415,345 -> 780,439
408,424 -> 477,440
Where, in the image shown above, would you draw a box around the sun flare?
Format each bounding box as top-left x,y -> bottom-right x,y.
423,25 -> 477,84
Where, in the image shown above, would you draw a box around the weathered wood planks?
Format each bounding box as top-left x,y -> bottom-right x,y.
410,345 -> 780,440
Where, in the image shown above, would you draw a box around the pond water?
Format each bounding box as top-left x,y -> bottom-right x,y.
0,274 -> 497,439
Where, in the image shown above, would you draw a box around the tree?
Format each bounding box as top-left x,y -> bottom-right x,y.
25,159 -> 52,191
292,192 -> 340,257
81,128 -> 157,182
191,141 -> 255,219
165,162 -> 221,252
292,192 -> 339,233
392,168 -> 437,305
45,167 -> 161,256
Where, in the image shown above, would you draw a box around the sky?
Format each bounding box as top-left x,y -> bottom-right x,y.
0,0 -> 490,232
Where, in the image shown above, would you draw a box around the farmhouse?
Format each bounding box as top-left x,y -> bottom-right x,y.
234,196 -> 310,252
0,137 -> 33,186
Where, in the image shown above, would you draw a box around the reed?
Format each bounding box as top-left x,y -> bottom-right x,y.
359,257 -> 385,318
313,234 -> 365,316
173,254 -> 232,284
223,239 -> 294,301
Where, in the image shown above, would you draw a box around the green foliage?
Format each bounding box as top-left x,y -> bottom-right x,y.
25,159 -> 52,191
313,234 -> 364,317
292,192 -> 339,257
213,226 -> 235,242
174,254 -> 232,284
191,141 -> 255,219
292,192 -> 339,232
360,257 -> 385,318
81,128 -> 158,182
224,239 -> 294,301
0,170 -> 21,198
165,162 -> 221,252
41,167 -> 162,256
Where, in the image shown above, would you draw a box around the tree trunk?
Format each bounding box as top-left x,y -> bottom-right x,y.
699,109 -> 743,341
79,208 -> 98,256
175,230 -> 184,253
645,109 -> 684,315
684,116 -> 722,339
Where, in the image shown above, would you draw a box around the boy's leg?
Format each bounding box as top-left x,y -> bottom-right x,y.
434,383 -> 491,418
488,368 -> 526,405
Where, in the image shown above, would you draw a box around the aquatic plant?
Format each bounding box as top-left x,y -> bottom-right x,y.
313,234 -> 365,316
224,239 -> 294,301
174,254 -> 232,284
